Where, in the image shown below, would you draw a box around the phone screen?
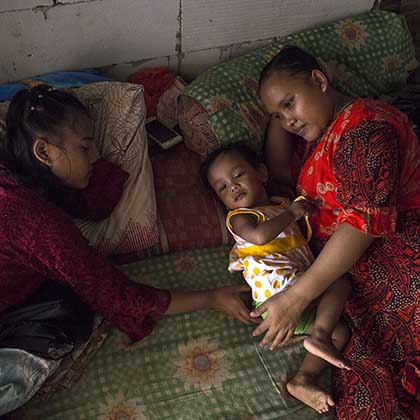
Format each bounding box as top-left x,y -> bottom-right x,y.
146,120 -> 178,143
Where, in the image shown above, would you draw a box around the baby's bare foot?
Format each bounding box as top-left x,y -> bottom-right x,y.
286,373 -> 335,414
304,335 -> 351,370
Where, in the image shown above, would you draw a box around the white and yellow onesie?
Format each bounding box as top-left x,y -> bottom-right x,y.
227,197 -> 315,332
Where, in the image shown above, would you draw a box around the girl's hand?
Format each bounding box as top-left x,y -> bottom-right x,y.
211,285 -> 258,325
288,199 -> 317,220
250,287 -> 308,349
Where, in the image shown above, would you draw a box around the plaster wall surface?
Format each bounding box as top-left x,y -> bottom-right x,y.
0,0 -> 374,82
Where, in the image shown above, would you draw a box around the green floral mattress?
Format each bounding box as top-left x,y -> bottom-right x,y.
183,10 -> 417,151
17,246 -> 331,420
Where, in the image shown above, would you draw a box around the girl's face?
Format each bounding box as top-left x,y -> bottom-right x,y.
47,117 -> 96,189
259,69 -> 333,142
207,151 -> 268,210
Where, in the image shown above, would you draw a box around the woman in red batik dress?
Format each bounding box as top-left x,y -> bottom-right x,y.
255,46 -> 420,420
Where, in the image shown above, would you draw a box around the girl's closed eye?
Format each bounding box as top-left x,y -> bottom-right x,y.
233,171 -> 244,179
283,97 -> 294,109
219,184 -> 226,193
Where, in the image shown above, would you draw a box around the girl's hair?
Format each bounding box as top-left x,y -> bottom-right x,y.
0,84 -> 89,190
200,142 -> 260,189
259,46 -> 323,90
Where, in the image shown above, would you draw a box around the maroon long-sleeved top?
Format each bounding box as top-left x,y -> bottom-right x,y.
0,159 -> 170,341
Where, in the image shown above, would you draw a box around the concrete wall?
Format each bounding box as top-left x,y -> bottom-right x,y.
1,0 -> 374,82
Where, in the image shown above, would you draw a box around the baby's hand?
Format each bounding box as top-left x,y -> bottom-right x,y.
288,199 -> 317,220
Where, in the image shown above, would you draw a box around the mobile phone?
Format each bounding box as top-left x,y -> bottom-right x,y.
145,117 -> 183,149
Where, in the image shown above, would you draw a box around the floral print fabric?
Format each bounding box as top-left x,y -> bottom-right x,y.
182,10 -> 417,156
14,247 -> 332,420
297,99 -> 420,420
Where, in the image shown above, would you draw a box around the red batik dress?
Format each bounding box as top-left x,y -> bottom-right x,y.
296,99 -> 420,420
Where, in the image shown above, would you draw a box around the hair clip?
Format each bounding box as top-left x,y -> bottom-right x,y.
47,87 -> 54,92
38,94 -> 43,99
30,106 -> 35,111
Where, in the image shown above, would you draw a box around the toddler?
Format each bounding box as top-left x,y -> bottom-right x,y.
202,143 -> 351,414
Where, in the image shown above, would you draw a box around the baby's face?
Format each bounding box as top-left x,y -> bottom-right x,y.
207,151 -> 268,210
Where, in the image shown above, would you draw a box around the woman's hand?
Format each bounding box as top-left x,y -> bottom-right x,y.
250,287 -> 309,349
210,284 -> 258,325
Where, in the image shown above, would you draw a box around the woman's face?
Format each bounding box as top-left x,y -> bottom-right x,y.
48,117 -> 97,189
259,69 -> 333,142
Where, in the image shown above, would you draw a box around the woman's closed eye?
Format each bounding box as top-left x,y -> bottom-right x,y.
233,171 -> 243,179
80,136 -> 94,152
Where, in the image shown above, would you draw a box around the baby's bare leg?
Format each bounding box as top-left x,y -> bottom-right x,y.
286,353 -> 335,414
287,278 -> 351,412
304,276 -> 351,369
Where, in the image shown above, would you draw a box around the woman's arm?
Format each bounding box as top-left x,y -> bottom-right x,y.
292,222 -> 374,304
254,112 -> 400,348
57,159 -> 129,221
18,195 -> 255,342
251,222 -> 374,348
264,116 -> 294,187
166,285 -> 256,325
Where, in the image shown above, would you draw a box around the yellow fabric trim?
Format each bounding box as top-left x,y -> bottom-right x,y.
237,235 -> 307,258
293,196 -> 312,242
226,208 -> 266,230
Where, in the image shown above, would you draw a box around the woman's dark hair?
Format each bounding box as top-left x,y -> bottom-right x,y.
200,142 -> 260,189
0,84 -> 89,191
259,46 -> 323,91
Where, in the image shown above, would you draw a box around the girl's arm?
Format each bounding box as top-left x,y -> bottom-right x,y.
231,200 -> 313,245
251,222 -> 374,348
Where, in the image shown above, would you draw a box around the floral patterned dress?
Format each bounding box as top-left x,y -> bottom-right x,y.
296,99 -> 420,420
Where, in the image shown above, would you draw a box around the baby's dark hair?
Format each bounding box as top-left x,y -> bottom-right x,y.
1,84 -> 90,189
200,142 -> 260,190
259,46 -> 323,91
